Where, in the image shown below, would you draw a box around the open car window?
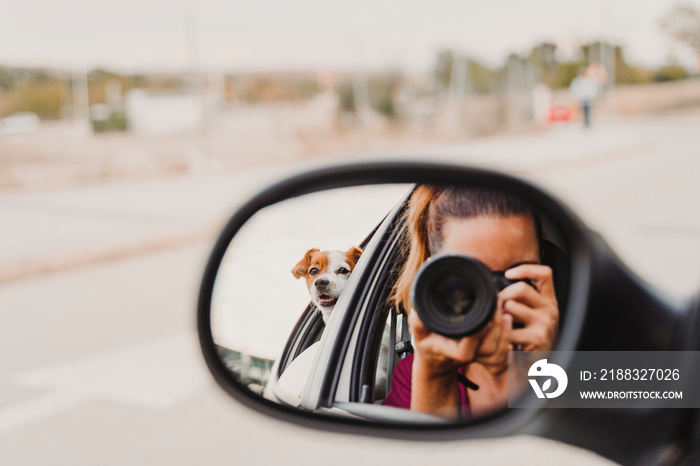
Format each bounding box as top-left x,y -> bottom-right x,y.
276,212 -> 391,378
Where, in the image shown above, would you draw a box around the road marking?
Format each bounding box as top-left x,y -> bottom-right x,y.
0,333 -> 210,436
0,389 -> 89,436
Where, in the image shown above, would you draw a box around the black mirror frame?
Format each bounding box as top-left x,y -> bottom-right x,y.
197,159 -> 593,437
198,159 -> 700,465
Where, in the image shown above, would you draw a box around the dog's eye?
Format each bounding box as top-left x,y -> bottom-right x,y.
309,268 -> 319,276
337,267 -> 350,274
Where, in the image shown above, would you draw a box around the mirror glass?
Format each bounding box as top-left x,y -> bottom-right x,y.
209,183 -> 569,423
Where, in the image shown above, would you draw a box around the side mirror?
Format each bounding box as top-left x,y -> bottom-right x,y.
197,160 -> 698,465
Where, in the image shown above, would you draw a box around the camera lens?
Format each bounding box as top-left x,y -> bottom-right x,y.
411,254 -> 498,338
434,275 -> 476,318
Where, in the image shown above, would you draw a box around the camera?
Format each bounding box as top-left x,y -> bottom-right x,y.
410,253 -> 534,338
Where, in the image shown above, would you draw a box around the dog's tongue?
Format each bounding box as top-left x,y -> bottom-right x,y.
319,295 -> 335,305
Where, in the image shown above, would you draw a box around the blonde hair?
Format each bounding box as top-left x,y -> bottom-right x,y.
392,185 -> 438,313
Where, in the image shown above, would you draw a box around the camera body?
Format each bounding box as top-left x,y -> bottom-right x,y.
410,253 -> 534,338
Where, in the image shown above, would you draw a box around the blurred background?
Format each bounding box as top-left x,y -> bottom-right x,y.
1,1 -> 699,464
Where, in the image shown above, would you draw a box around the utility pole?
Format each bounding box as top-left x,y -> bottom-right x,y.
187,12 -> 211,174
352,39 -> 371,130
506,56 -> 522,132
444,51 -> 469,140
600,0 -> 616,113
72,67 -> 91,134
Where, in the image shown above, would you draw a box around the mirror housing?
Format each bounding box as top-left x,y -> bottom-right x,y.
198,160 -> 698,465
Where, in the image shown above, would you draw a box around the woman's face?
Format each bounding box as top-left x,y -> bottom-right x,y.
438,214 -> 539,271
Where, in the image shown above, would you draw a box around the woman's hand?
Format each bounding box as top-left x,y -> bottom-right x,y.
471,304 -> 513,376
407,307 -> 512,418
408,308 -> 512,373
501,264 -> 559,352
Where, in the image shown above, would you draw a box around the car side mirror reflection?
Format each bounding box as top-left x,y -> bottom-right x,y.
199,162 -> 586,427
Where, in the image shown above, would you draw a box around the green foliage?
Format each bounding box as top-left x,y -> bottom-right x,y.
554,62 -> 584,88
615,62 -> 653,84
1,65 -> 328,120
609,45 -> 652,84
653,65 -> 690,82
368,74 -> 401,118
0,68 -> 71,119
512,41 -> 686,88
227,74 -> 321,103
335,74 -> 402,119
298,79 -> 321,99
433,49 -> 502,94
25,80 -> 69,119
336,81 -> 355,113
91,111 -> 128,133
0,67 -> 15,90
525,42 -> 561,86
86,69 -> 133,105
470,61 -> 503,94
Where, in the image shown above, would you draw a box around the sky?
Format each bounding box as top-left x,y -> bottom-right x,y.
1,0 -> 698,73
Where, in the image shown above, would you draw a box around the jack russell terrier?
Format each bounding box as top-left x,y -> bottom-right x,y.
291,246 -> 393,399
291,247 -> 363,323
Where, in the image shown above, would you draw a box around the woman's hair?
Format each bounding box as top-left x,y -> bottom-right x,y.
392,185 -> 541,312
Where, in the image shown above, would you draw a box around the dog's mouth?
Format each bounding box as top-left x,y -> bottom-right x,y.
317,294 -> 338,307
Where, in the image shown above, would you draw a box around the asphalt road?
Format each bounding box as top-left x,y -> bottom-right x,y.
1,115 -> 699,465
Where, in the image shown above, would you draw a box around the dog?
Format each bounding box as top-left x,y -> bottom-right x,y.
291,246 -> 394,399
291,247 -> 363,323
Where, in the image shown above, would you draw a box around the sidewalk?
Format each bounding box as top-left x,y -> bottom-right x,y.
0,120 -> 649,284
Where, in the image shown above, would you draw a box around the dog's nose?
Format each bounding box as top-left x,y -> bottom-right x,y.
315,278 -> 330,289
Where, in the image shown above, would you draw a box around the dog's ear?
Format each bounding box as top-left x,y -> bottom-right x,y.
346,247 -> 363,268
291,248 -> 319,279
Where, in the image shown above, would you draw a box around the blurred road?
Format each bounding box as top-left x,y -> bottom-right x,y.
1,115 -> 699,465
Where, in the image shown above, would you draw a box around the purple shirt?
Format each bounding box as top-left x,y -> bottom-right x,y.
382,353 -> 471,419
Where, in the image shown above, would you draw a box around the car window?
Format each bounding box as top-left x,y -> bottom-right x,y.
278,209 -> 397,377
210,184 -> 412,400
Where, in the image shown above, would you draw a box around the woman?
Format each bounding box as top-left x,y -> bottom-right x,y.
383,185 -> 560,419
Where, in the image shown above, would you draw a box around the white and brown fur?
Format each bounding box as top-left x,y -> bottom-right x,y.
292,246 -> 393,398
291,247 -> 363,323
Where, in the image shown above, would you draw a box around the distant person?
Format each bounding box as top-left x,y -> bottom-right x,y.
569,66 -> 603,128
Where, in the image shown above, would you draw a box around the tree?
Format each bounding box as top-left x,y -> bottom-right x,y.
525,42 -> 563,88
580,42 -> 651,85
433,49 -> 501,94
653,64 -> 690,82
335,73 -> 402,120
660,2 -> 700,72
368,73 -> 402,119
